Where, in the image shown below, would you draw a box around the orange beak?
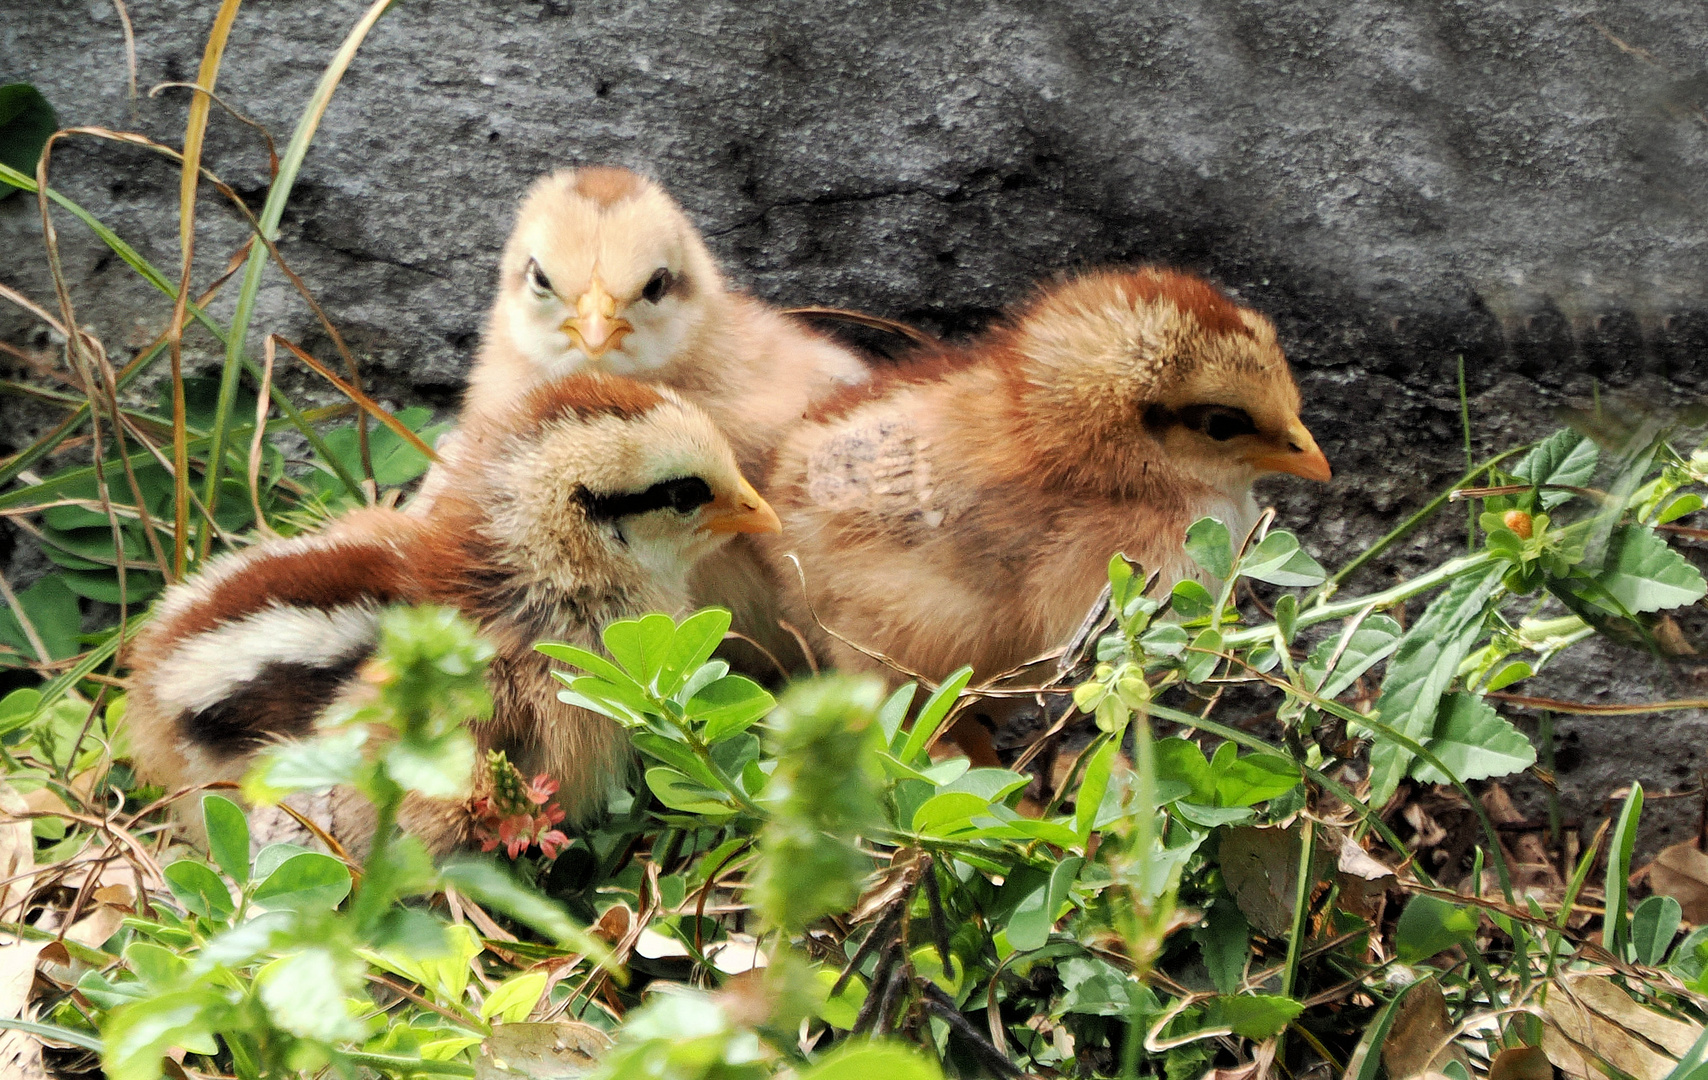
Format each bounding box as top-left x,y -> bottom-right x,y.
700,477 -> 783,535
562,278 -> 634,359
1249,422 -> 1332,482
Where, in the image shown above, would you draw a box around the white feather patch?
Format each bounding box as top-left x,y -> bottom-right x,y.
152,603 -> 381,716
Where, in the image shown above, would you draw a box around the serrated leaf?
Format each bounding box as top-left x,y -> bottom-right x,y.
1239,531 -> 1328,587
1514,428 -> 1599,509
1589,525 -> 1707,614
1410,693 -> 1536,785
1185,517 -> 1233,580
1368,567 -> 1504,806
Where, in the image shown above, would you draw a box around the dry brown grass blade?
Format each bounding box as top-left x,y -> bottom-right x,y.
166,0 -> 245,579
268,335 -> 437,465
781,306 -> 941,348
1489,691 -> 1708,715
248,338 -> 282,538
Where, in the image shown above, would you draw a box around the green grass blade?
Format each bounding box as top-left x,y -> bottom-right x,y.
204,0 -> 401,537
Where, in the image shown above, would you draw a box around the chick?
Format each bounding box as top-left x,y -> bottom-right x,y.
764,267 -> 1331,688
461,166 -> 867,476
127,373 -> 780,854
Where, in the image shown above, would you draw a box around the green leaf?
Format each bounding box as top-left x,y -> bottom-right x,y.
1484,660 -> 1533,692
243,726 -> 368,803
1303,614 -> 1402,697
0,687 -> 41,738
1172,579 -> 1216,621
655,608 -> 732,698
1660,494 -> 1704,525
1410,694 -> 1537,785
796,1042 -> 945,1080
1076,738 -> 1120,842
385,728 -> 477,799
1140,623 -> 1189,659
1394,894 -> 1477,962
603,612 -> 677,689
1589,526 -> 1707,614
939,767 -> 1029,803
0,85 -> 56,199
631,732 -> 724,792
879,682 -> 918,748
480,970 -> 548,1024
101,988 -> 226,1080
1007,856 -> 1083,951
52,569 -> 163,605
1514,428 -> 1599,509
123,941 -> 187,988
1201,994 -> 1304,1039
899,666 -> 973,766
1215,752 -> 1302,808
1194,901 -> 1251,995
1632,895 -> 1683,966
1239,531 -> 1327,587
535,640 -> 642,692
200,796 -> 249,886
0,574 -> 81,662
1185,517 -> 1234,580
645,766 -> 735,816
557,675 -> 656,727
1155,737 -> 1216,804
252,851 -> 353,911
1368,567 -> 1504,806
163,859 -> 234,921
1184,627 -> 1223,683
1606,783 -> 1644,957
688,675 -> 775,743
257,948 -> 361,1042
911,791 -> 992,835
1274,593 -> 1298,644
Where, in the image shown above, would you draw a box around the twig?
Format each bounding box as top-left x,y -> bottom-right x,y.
918,982 -> 1025,1079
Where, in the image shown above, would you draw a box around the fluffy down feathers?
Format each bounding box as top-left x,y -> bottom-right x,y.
762,267 -> 1331,684
127,375 -> 777,855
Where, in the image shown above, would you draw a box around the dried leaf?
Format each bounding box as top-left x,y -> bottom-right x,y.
476,1020 -> 610,1079
1646,842 -> 1708,925
1382,978 -> 1471,1080
1489,1045 -> 1551,1080
1335,831 -> 1395,882
1220,826 -> 1329,937
1542,974 -> 1704,1080
0,784 -> 33,922
0,936 -> 49,1080
708,933 -> 769,974
634,927 -> 691,960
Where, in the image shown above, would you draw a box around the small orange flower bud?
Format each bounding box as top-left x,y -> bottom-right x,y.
1503,510 -> 1533,540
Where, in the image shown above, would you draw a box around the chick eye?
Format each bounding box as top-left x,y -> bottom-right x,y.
657,476 -> 713,513
526,259 -> 553,296
1179,405 -> 1258,441
641,267 -> 673,303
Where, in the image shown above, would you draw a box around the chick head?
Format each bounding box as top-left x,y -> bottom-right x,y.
468,373 -> 779,592
497,167 -> 724,380
1013,267 -> 1330,495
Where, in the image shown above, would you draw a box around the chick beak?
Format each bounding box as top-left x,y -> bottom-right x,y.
1249,422 -> 1333,482
563,278 -> 634,359
701,478 -> 783,535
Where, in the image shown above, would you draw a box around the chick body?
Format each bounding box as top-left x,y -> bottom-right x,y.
764,267 -> 1331,685
128,374 -> 779,854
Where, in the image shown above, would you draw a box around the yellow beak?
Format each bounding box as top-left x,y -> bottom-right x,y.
1248,421 -> 1332,482
701,477 -> 783,535
562,278 -> 634,359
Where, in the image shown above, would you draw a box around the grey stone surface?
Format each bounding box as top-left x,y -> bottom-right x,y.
5,0 -> 1708,855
